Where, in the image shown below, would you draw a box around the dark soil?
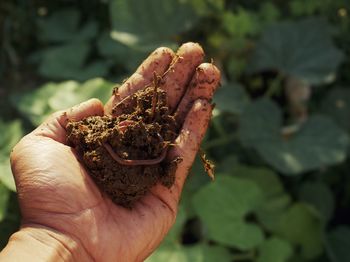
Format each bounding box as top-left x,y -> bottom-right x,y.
66,84 -> 182,208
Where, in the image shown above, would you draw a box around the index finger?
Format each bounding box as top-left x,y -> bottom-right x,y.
104,47 -> 175,114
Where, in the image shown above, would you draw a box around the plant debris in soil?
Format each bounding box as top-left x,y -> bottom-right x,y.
66,79 -> 182,208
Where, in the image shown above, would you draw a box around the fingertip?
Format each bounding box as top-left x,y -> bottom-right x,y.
197,63 -> 221,79
151,47 -> 175,62
178,42 -> 204,60
85,98 -> 104,113
68,98 -> 104,122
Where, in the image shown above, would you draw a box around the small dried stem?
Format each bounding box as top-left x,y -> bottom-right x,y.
150,72 -> 161,120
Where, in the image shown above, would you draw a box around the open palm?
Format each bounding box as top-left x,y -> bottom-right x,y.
10,43 -> 220,262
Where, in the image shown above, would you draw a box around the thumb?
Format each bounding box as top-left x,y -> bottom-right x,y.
31,98 -> 104,144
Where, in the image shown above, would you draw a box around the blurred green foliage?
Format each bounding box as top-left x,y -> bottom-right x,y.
1,0 -> 350,261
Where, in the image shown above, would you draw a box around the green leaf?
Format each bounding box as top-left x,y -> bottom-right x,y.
321,87 -> 350,131
0,159 -> 16,192
97,31 -> 147,71
259,2 -> 281,24
223,8 -> 260,37
256,194 -> 291,232
109,0 -> 198,46
0,120 -> 23,191
275,203 -> 323,260
298,181 -> 334,223
257,237 -> 293,262
0,183 -> 10,222
200,245 -> 231,262
232,165 -> 291,231
0,120 -> 23,155
233,166 -> 284,197
248,18 -> 344,85
213,83 -> 250,114
38,42 -> 89,79
37,9 -> 98,43
146,244 -> 231,262
189,0 -> 225,16
192,176 -> 264,250
326,226 -> 350,262
15,78 -> 114,126
37,9 -> 80,43
182,155 -> 213,218
48,78 -> 114,110
14,82 -> 58,126
0,192 -> 20,249
289,0 -> 334,16
239,99 -> 349,175
38,42 -> 108,81
217,155 -> 238,173
76,21 -> 98,41
35,9 -> 101,80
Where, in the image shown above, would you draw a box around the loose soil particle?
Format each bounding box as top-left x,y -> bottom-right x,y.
67,84 -> 182,208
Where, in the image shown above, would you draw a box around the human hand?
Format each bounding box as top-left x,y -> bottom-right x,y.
4,43 -> 220,262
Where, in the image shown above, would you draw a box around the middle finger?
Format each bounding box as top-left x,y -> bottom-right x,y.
160,42 -> 204,112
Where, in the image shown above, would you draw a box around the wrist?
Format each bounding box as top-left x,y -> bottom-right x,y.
0,225 -> 93,262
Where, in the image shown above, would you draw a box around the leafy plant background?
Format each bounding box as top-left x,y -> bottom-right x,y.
1,0 -> 350,261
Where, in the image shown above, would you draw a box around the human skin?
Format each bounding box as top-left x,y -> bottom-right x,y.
0,43 -> 220,262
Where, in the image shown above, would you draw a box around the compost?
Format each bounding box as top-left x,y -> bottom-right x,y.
67,81 -> 182,207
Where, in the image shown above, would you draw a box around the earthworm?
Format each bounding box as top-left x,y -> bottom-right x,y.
103,133 -> 168,166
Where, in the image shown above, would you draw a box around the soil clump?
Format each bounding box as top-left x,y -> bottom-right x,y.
67,84 -> 181,207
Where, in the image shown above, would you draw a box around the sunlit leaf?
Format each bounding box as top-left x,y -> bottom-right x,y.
0,120 -> 23,191
239,99 -> 349,175
48,78 -> 114,110
14,83 -> 58,126
192,176 -> 264,250
15,79 -> 114,126
0,183 -> 10,222
0,159 -> 16,192
248,18 -> 344,85
0,120 -> 23,154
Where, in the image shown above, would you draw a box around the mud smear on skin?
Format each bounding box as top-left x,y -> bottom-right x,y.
66,78 -> 182,208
